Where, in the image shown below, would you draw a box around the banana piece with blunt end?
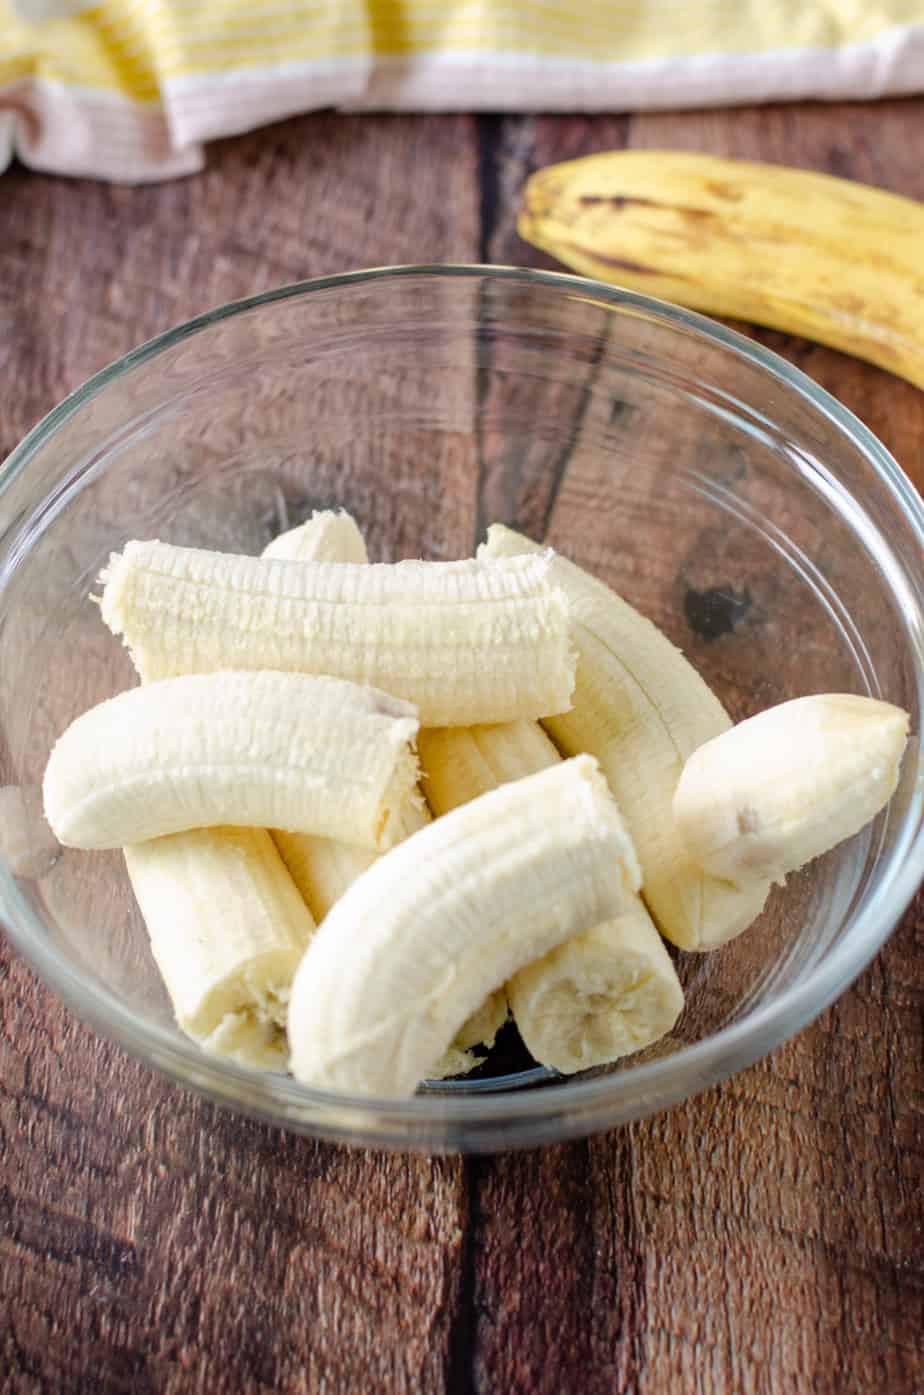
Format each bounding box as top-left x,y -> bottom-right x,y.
674,694 -> 910,884
479,525 -> 770,951
118,512 -> 368,1071
260,509 -> 406,922
124,827 -> 315,1070
43,670 -> 420,851
419,722 -> 682,1072
264,510 -> 507,1077
288,756 -> 641,1097
271,778 -> 509,1075
99,540 -> 575,726
509,910 -> 683,1073
262,509 -> 369,564
518,150 -> 924,390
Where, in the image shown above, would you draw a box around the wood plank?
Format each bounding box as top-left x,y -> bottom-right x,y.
473,117 -> 632,540
0,111 -> 481,1395
465,99 -> 924,1395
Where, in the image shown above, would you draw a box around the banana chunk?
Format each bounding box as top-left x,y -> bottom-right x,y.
508,906 -> 683,1074
99,539 -> 575,726
262,509 -> 369,564
288,756 -> 641,1097
43,671 -> 420,851
674,694 -> 910,884
264,510 -> 508,1077
420,721 -> 682,1072
480,524 -> 770,952
125,827 -> 314,1070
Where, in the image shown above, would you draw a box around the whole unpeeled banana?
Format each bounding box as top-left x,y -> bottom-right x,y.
518,150 -> 924,389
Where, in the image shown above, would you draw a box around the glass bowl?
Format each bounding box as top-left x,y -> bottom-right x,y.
1,266 -> 922,1154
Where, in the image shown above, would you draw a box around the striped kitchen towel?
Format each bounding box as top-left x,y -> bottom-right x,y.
2,0 -> 923,181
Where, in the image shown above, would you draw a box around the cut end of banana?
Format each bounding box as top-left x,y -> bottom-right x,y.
125,827 -> 314,1069
262,510 -> 369,565
198,1002 -> 292,1072
673,694 -> 910,884
97,540 -> 153,675
509,904 -> 684,1074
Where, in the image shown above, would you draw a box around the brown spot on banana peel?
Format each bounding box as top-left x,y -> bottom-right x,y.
554,240 -> 687,279
579,194 -> 659,210
704,179 -> 745,202
578,193 -> 718,223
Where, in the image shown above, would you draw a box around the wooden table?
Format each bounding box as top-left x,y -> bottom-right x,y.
1,101 -> 922,1395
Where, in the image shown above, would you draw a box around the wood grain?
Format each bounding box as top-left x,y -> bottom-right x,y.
2,100 -> 923,1395
0,111 -> 479,1395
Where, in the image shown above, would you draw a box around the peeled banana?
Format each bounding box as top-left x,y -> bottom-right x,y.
518,150 -> 924,389
262,509 -> 369,564
124,827 -> 314,1070
118,512 -> 373,1067
674,694 -> 910,884
99,539 -> 575,726
270,801 -> 424,922
261,509 -> 397,917
419,721 -> 683,1073
43,670 -> 420,850
479,525 -> 770,951
288,756 -> 641,1097
264,510 -> 507,1077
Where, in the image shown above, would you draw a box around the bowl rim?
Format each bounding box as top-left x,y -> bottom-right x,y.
2,262 -> 923,1149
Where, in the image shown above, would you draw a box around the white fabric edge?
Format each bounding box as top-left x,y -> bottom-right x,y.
163,56 -> 371,145
2,21 -> 923,180
341,23 -> 924,111
0,75 -> 203,181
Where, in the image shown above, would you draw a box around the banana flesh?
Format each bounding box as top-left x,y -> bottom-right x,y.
479,525 -> 770,951
264,511 -> 507,1077
262,509 -> 369,564
419,721 -> 682,1072
124,827 -> 314,1070
518,150 -> 924,390
117,512 -> 372,1068
288,756 -> 641,1097
508,909 -> 683,1074
99,540 -> 575,726
674,694 -> 910,884
260,508 -> 398,924
43,670 -> 420,851
424,991 -> 511,1081
273,805 -> 508,1080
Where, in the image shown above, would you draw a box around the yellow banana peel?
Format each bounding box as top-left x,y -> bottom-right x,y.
518,150 -> 924,390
